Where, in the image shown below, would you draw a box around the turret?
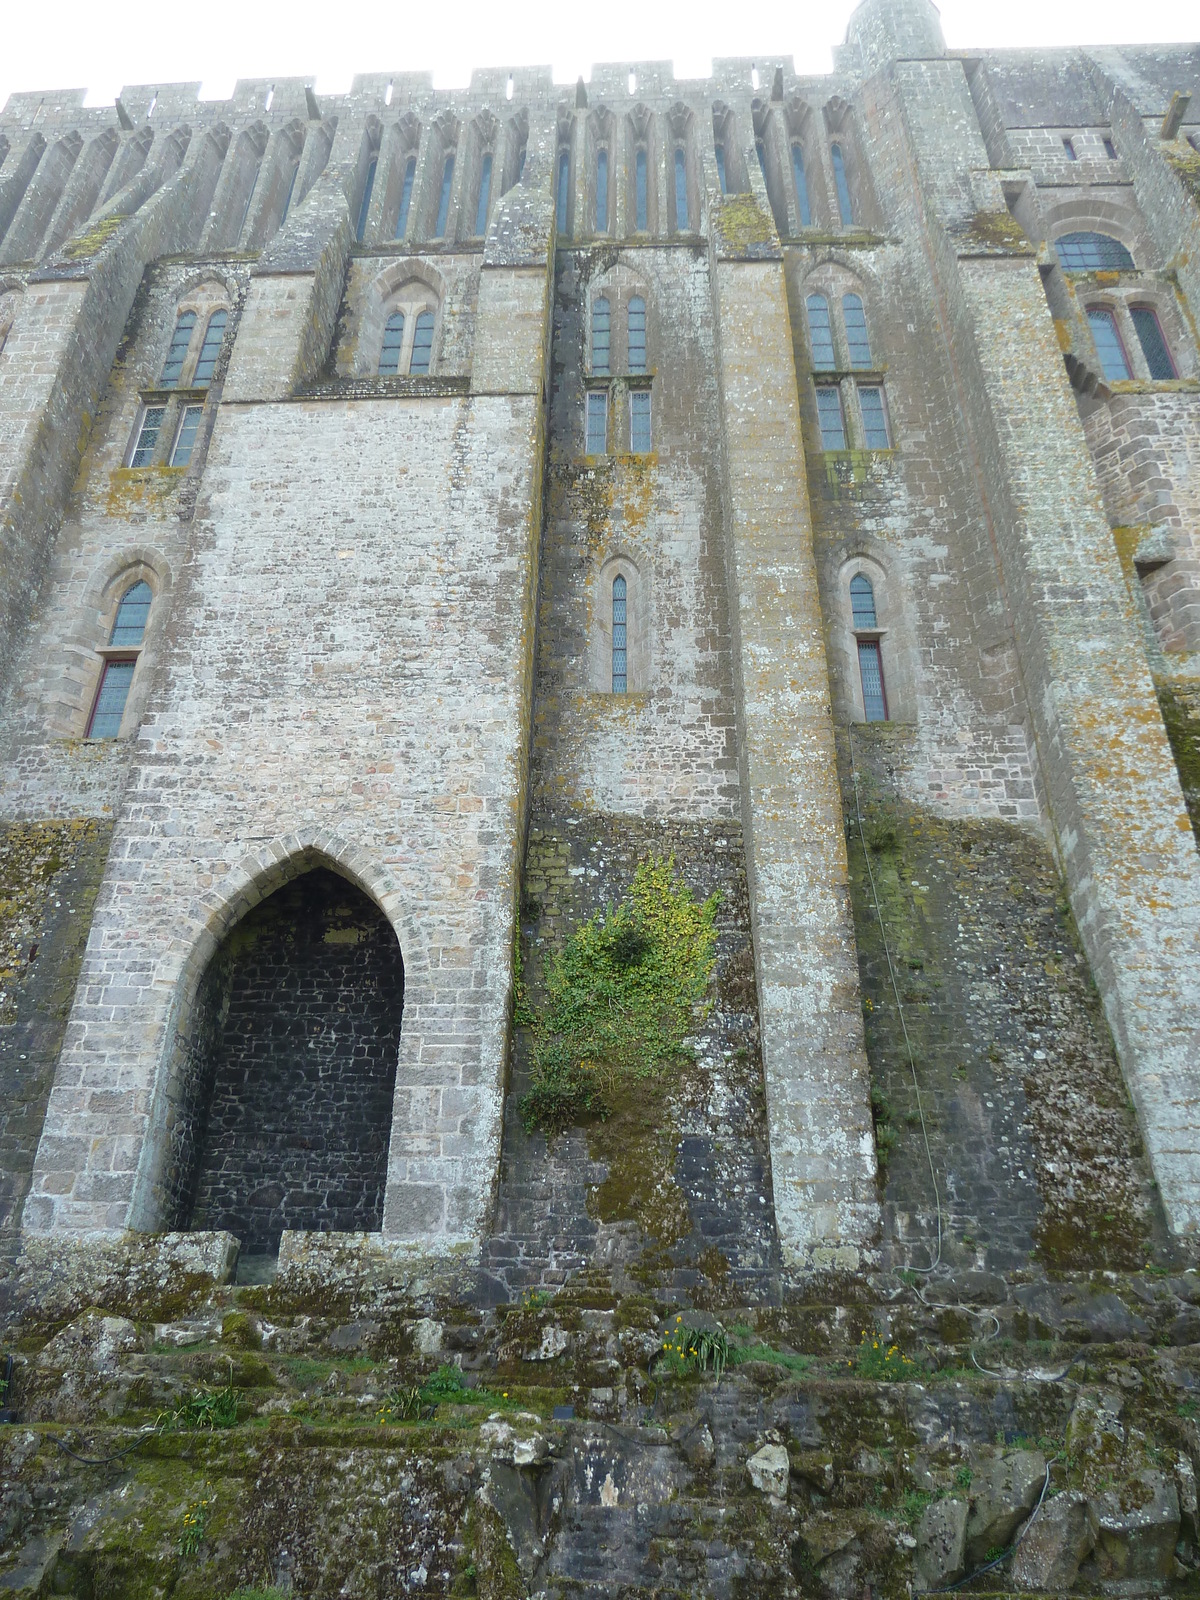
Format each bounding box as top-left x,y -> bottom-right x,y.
834,0 -> 946,75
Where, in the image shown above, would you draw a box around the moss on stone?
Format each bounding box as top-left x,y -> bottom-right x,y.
1153,676 -> 1200,842
59,213 -> 127,260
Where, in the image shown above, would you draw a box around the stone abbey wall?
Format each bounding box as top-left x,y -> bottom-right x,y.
0,0 -> 1199,1294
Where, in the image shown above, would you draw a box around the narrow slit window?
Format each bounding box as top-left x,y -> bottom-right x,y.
356,157 -> 377,242
596,148 -> 609,231
630,389 -> 652,452
858,385 -> 890,448
849,573 -> 877,629
159,312 -> 196,386
170,404 -> 204,467
87,660 -> 137,739
435,154 -> 455,237
635,148 -> 648,230
592,297 -> 610,375
474,152 -> 492,235
556,148 -> 569,232
612,574 -> 627,693
791,143 -> 811,225
831,142 -> 854,224
1103,137 -> 1118,159
805,294 -> 836,370
585,389 -> 607,454
1062,137 -> 1077,160
379,311 -> 405,374
627,297 -> 646,372
843,294 -> 871,367
857,639 -> 888,721
1130,306 -> 1177,379
410,310 -> 435,374
1087,306 -> 1132,380
192,310 -> 227,387
755,139 -> 767,178
110,581 -> 152,646
129,405 -> 167,467
815,385 -> 846,450
396,156 -> 416,237
674,148 -> 688,230
280,161 -> 299,223
239,162 -> 262,240
715,143 -> 727,193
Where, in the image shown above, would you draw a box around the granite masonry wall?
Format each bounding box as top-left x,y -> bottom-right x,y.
0,0 -> 1198,1288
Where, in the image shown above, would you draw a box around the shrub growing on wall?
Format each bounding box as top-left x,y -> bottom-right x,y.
520,856 -> 719,1133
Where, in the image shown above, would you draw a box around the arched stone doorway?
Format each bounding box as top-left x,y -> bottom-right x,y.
168,867 -> 404,1253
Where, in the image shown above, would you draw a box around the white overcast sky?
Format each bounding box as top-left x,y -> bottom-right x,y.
1,0 -> 1196,111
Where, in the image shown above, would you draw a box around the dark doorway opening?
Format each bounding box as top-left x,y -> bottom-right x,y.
172,868 -> 403,1253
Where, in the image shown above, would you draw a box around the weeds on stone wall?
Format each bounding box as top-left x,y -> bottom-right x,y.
848,1332 -> 922,1382
519,857 -> 719,1133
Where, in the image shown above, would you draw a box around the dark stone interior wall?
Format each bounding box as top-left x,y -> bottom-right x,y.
482,815 -> 780,1307
842,726 -> 1168,1273
0,820 -> 111,1244
183,868 -> 404,1254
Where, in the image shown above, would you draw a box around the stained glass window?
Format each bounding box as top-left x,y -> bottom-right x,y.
612,575 -> 627,693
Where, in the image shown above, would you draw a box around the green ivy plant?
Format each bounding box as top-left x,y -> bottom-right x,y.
520,857 -> 719,1133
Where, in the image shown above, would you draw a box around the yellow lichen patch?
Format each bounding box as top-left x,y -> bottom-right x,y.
0,819 -> 104,1024
961,211 -> 1029,252
60,214 -> 127,260
1167,147 -> 1200,204
105,465 -> 185,517
717,194 -> 776,251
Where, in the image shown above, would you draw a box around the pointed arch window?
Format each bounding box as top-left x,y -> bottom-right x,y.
474,152 -> 493,235
806,294 -> 835,370
831,142 -> 854,224
435,154 -> 455,237
356,157 -> 377,242
850,575 -> 887,722
396,156 -> 417,237
1054,232 -> 1133,271
88,580 -> 152,739
627,297 -> 646,373
586,389 -> 607,454
280,160 -> 299,224
842,294 -> 871,367
1131,306 -> 1177,379
192,310 -> 227,387
791,143 -> 811,226
592,297 -> 610,375
239,160 -> 262,240
410,309 -> 435,374
815,385 -> 846,450
556,148 -> 570,232
596,148 -> 609,231
160,312 -> 196,386
129,406 -> 167,467
612,574 -> 628,693
379,312 -> 405,374
674,148 -> 688,230
635,148 -> 648,230
857,641 -> 887,721
850,573 -> 877,629
1087,306 -> 1131,380
170,405 -> 204,467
